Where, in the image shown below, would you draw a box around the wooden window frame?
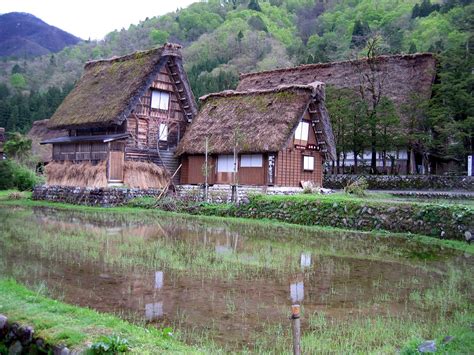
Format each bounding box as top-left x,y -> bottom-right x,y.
240,154 -> 263,168
303,155 -> 314,171
294,121 -> 310,143
159,123 -> 168,141
151,90 -> 170,111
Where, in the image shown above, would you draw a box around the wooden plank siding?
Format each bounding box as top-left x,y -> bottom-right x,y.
275,149 -> 323,187
126,64 -> 187,154
52,142 -> 108,162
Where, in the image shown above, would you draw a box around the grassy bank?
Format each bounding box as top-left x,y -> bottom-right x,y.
0,190 -> 472,254
0,279 -> 201,353
194,194 -> 473,241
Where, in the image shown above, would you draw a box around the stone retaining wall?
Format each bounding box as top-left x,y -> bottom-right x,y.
323,175 -> 474,191
195,196 -> 473,241
33,185 -> 163,207
0,314 -> 70,354
177,184 -> 308,203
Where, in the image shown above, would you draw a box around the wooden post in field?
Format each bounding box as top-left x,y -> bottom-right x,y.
291,304 -> 301,355
204,137 -> 209,202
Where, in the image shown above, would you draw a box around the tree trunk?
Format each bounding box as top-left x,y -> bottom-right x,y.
371,126 -> 377,174
353,151 -> 358,174
409,148 -> 416,175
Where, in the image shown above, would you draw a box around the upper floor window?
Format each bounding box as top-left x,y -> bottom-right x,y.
294,121 -> 309,142
151,90 -> 170,110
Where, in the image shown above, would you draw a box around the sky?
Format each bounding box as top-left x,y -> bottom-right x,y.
0,0 -> 198,40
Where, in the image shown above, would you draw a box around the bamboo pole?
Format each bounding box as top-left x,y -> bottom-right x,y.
291,304 -> 301,355
157,164 -> 182,200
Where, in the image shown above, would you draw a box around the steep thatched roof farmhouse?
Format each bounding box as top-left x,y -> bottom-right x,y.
27,119 -> 67,163
177,83 -> 335,187
238,53 -> 436,109
42,43 -> 197,188
238,53 -> 437,174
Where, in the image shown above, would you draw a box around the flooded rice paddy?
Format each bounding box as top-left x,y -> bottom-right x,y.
0,206 -> 472,352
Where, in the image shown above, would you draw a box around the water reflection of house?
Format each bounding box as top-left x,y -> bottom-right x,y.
177,83 -> 336,187
41,43 -> 197,188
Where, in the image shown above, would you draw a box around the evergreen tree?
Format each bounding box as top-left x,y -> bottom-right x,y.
248,0 -> 262,12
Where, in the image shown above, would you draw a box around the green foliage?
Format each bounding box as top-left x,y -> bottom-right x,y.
91,335 -> 130,354
3,132 -> 32,161
149,29 -> 169,45
0,160 -> 41,191
10,73 -> 26,89
344,177 -> 368,197
0,0 -> 471,156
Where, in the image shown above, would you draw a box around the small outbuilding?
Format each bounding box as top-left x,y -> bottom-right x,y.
176,83 -> 336,187
41,43 -> 197,188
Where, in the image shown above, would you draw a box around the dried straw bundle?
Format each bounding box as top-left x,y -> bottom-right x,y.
124,161 -> 169,189
45,160 -> 169,189
45,161 -> 107,187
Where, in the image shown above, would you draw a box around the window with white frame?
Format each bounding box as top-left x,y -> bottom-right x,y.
303,155 -> 314,171
240,154 -> 263,168
217,155 -> 236,173
294,121 -> 310,141
159,123 -> 168,141
151,90 -> 170,110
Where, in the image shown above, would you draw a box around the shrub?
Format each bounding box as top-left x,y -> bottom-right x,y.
90,335 -> 130,354
344,177 -> 368,197
0,160 -> 15,190
154,195 -> 186,212
0,160 -> 41,191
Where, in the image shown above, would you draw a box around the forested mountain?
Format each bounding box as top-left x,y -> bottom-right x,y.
0,12 -> 81,58
0,0 -> 472,166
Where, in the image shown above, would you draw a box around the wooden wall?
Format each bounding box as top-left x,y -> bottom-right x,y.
52,142 -> 108,162
126,64 -> 187,161
275,149 -> 323,187
181,155 -> 215,185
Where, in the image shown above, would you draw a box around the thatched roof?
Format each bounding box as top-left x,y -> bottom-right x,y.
48,43 -> 196,130
27,119 -> 67,162
176,83 -> 336,159
237,53 -> 436,106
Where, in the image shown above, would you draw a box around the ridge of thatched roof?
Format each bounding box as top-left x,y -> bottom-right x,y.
237,53 -> 436,106
176,83 -> 336,159
27,119 -> 67,162
48,43 -> 196,130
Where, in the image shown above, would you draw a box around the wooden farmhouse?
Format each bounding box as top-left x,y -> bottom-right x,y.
237,53 -> 437,174
176,83 -> 336,187
41,43 -> 197,188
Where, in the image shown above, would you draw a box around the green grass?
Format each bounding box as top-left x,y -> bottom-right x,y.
250,191 -> 474,209
0,279 -> 202,353
1,193 -> 473,353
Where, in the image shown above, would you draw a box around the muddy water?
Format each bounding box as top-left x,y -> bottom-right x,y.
0,206 -> 471,350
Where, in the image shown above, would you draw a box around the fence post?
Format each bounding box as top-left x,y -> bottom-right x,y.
291,304 -> 301,355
